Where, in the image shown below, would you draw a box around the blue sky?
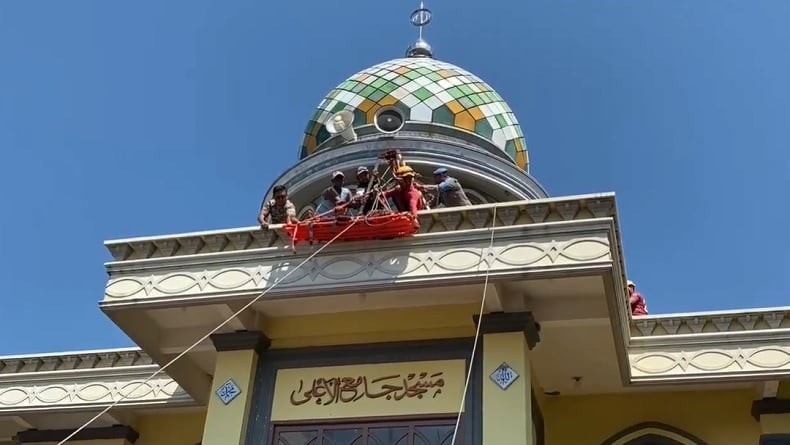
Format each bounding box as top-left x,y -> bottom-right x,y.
0,0 -> 788,354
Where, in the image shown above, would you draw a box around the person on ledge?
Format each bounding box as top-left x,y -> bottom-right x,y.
315,171 -> 352,218
349,165 -> 378,216
257,184 -> 298,229
382,165 -> 424,219
416,167 -> 472,208
627,280 -> 648,316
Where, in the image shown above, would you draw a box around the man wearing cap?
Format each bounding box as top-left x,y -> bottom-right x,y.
382,165 -> 424,220
627,280 -> 648,316
257,184 -> 299,229
315,171 -> 352,218
349,165 -> 378,216
417,167 -> 471,208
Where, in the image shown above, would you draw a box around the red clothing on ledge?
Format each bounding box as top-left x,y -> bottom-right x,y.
630,292 -> 648,316
383,184 -> 424,216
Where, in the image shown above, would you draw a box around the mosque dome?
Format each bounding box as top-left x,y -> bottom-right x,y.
299,57 -> 530,171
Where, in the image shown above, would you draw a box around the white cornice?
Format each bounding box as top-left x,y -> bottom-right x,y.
0,349 -> 194,414
0,348 -> 151,376
103,194 -> 618,262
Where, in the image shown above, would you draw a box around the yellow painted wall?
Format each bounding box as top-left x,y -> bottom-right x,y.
544,389 -> 760,445
263,304 -> 479,349
135,410 -> 206,445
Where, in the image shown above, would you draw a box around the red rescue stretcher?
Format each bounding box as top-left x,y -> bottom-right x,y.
282,149 -> 424,249
283,211 -> 419,245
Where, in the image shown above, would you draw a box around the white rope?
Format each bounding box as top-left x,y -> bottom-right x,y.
57,218 -> 361,445
449,206 -> 497,445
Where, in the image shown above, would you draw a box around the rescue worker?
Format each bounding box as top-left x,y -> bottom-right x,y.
349,165 -> 378,216
627,280 -> 648,316
257,184 -> 298,229
417,167 -> 471,208
315,171 -> 352,218
382,165 -> 424,220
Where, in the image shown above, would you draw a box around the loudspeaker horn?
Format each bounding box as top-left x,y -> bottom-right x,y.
373,106 -> 406,134
325,110 -> 357,142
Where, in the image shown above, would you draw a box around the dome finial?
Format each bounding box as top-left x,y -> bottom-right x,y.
406,1 -> 433,58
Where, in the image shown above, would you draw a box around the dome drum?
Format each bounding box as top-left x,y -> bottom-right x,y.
269,136 -> 548,212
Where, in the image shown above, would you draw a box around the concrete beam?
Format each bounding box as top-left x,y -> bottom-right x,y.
214,303 -> 258,332
102,309 -> 212,405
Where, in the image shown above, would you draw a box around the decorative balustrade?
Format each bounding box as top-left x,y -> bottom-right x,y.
630,308 -> 790,338
0,348 -> 194,412
104,194 -> 618,262
0,349 -> 152,375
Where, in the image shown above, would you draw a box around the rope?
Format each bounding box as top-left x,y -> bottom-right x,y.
57,218 -> 361,445
450,206 -> 498,445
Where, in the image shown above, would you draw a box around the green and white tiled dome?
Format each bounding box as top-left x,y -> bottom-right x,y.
300,57 -> 529,170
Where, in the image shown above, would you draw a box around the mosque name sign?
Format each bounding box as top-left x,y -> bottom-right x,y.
271,360 -> 465,421
289,372 -> 446,406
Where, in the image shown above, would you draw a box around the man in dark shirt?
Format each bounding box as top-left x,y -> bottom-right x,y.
258,184 -> 298,229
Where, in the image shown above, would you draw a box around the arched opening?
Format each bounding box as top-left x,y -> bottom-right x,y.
297,205 -> 315,221
601,422 -> 709,445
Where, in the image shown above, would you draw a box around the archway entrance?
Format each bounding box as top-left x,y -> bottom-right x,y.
272,417 -> 459,445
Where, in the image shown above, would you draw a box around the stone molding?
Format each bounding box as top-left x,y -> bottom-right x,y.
631,309 -> 790,338
0,348 -> 152,376
103,195 -> 616,262
17,425 -> 139,443
624,308 -> 790,384
102,220 -> 614,306
629,341 -> 790,383
472,311 -> 541,349
0,353 -> 193,413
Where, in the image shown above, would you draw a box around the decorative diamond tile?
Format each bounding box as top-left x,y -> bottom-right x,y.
215,378 -> 242,405
300,57 -> 529,171
489,362 -> 519,390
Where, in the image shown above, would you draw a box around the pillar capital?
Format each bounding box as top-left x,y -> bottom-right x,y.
17,425 -> 139,443
752,398 -> 790,422
752,398 -> 790,444
209,330 -> 270,355
473,311 -> 541,349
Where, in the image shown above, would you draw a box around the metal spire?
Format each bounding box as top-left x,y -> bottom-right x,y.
406,1 -> 433,58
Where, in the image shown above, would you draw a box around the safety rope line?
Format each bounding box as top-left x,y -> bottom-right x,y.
57,218 -> 361,445
450,206 -> 498,445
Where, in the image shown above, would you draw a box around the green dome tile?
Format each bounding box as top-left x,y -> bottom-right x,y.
300,57 -> 529,170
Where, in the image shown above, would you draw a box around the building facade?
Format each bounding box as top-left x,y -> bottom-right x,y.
2,7 -> 790,445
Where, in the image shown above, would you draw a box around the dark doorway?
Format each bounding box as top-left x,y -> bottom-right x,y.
271,417 -> 460,445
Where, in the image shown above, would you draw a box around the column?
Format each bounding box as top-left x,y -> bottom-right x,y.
201,330 -> 270,445
474,311 -> 541,445
16,425 -> 138,445
753,382 -> 790,445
